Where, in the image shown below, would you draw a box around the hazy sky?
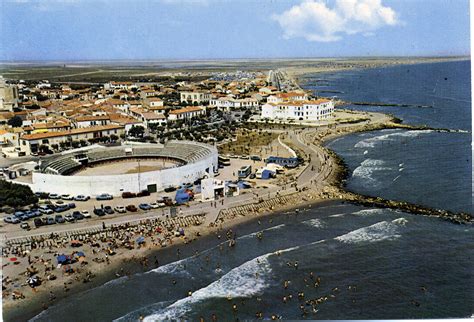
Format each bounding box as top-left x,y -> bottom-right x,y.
0,0 -> 470,60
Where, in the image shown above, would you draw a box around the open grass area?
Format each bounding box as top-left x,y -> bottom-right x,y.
218,129 -> 278,156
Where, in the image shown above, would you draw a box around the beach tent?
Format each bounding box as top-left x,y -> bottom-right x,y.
136,236 -> 145,244
175,188 -> 194,204
261,169 -> 275,179
56,254 -> 68,265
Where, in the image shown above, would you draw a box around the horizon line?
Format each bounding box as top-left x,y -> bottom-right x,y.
0,54 -> 470,64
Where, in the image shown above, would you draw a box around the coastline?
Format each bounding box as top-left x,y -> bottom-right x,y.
3,60 -> 472,321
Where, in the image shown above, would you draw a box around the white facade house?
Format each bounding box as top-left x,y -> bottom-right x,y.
168,106 -> 205,121
180,91 -> 211,104
261,99 -> 334,121
267,91 -> 308,104
209,97 -> 259,111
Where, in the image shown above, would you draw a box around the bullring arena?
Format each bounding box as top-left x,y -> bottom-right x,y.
13,141 -> 218,196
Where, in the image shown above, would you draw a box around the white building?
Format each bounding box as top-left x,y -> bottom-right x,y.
180,91 -> 211,104
209,97 -> 259,111
168,106 -> 205,121
267,91 -> 308,104
261,99 -> 334,121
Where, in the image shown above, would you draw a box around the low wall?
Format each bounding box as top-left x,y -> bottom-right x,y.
30,153 -> 218,196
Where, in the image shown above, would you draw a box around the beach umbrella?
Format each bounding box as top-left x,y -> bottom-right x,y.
9,257 -> 18,262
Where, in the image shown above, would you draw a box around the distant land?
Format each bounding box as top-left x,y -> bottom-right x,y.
0,56 -> 468,82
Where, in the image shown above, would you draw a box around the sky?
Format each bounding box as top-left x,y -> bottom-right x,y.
0,0 -> 470,61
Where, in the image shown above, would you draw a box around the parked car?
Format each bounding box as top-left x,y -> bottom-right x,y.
55,215 -> 65,223
122,192 -> 137,199
54,204 -> 69,213
139,203 -> 152,211
126,205 -> 138,212
34,218 -> 43,227
74,195 -> 90,201
162,197 -> 175,206
13,211 -> 25,218
249,173 -> 256,179
49,193 -> 60,199
149,202 -> 160,209
240,155 -> 250,160
137,190 -> 150,197
164,186 -> 177,193
96,194 -> 113,201
45,216 -> 56,225
114,206 -> 126,213
4,216 -> 13,223
250,155 -> 262,161
104,206 -> 114,214
61,194 -> 74,200
20,222 -> 30,230
93,208 -> 105,216
81,210 -> 91,218
39,205 -> 54,214
72,211 -> 85,220
64,214 -> 75,222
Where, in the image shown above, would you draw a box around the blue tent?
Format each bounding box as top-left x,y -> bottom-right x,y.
261,170 -> 275,179
56,255 -> 68,265
75,251 -> 85,257
175,189 -> 193,204
136,236 -> 145,244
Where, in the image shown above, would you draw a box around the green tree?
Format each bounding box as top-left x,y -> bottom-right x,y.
7,116 -> 22,127
129,125 -> 145,138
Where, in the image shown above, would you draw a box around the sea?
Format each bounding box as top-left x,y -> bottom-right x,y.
30,61 -> 473,321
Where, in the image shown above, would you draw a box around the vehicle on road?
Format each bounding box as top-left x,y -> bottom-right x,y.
74,195 -> 90,201
104,206 -> 114,214
126,205 -> 138,212
114,206 -> 126,213
68,203 -> 76,209
81,210 -> 91,218
20,222 -> 30,230
55,215 -> 65,223
93,208 -> 105,216
96,194 -> 113,201
139,203 -> 152,210
61,194 -> 74,200
250,155 -> 262,161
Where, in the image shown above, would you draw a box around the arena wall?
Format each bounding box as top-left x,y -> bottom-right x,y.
30,148 -> 218,196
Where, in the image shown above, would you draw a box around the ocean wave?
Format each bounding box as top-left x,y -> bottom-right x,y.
329,213 -> 345,218
147,257 -> 192,277
335,218 -> 407,244
303,218 -> 325,228
352,209 -> 385,216
354,130 -> 433,149
143,255 -> 273,321
352,159 -> 393,187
